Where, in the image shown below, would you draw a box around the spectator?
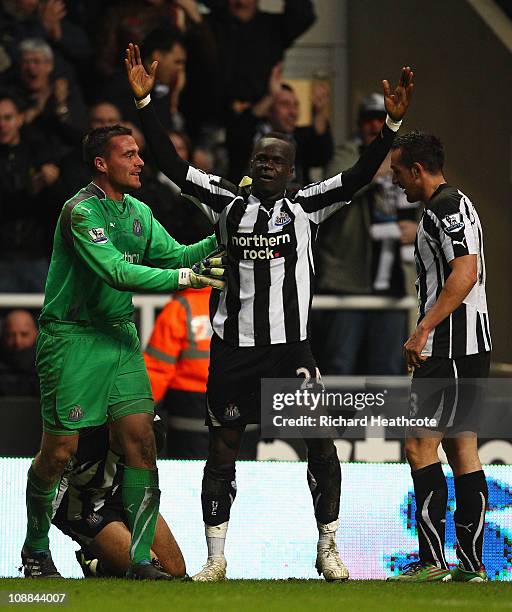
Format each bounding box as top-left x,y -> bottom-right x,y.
191,143 -> 215,173
144,288 -> 258,459
140,26 -> 186,130
88,100 -> 123,130
0,90 -> 60,291
173,1 -> 221,139
226,68 -> 333,186
14,37 -> 87,151
95,0 -> 181,79
153,128 -> 213,243
203,0 -> 315,121
0,309 -> 38,396
313,93 -> 419,375
0,0 -> 92,88
168,129 -> 191,161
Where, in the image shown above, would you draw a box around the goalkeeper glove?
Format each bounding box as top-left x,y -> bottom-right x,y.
183,245 -> 226,290
193,245 -> 227,275
179,246 -> 227,291
178,268 -> 225,291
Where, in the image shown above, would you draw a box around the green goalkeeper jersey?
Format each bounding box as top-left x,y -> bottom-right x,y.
40,182 -> 217,325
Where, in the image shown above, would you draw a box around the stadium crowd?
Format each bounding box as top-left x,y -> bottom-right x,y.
0,0 -> 318,289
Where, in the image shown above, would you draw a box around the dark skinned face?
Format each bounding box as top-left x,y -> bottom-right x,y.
250,138 -> 295,201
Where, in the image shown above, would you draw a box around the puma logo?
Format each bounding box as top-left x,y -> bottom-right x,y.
455,522 -> 473,532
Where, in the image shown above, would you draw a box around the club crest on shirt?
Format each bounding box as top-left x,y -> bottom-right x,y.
133,218 -> 143,236
88,227 -> 108,244
441,213 -> 464,234
274,211 -> 291,226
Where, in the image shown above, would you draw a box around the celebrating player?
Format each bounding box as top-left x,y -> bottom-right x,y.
22,124 -> 226,580
126,43 -> 413,581
388,132 -> 491,582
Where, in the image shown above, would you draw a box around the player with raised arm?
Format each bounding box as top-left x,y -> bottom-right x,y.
21,123 -> 226,580
126,44 -> 413,582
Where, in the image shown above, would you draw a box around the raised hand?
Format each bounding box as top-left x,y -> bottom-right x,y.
39,0 -> 66,41
174,0 -> 202,24
125,43 -> 157,100
311,80 -> 330,117
382,66 -> 414,121
268,62 -> 283,98
53,78 -> 69,105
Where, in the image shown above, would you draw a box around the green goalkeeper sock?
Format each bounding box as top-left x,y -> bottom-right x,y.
24,464 -> 59,552
122,466 -> 160,565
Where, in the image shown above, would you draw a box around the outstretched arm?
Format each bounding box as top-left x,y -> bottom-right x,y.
125,43 -> 237,223
144,213 -> 217,269
67,203 -> 183,292
296,66 -> 414,222
282,0 -> 316,47
334,66 -> 414,196
125,43 -> 189,188
67,202 -> 222,292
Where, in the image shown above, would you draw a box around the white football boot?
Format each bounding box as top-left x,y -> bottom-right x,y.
315,520 -> 349,582
191,556 -> 227,582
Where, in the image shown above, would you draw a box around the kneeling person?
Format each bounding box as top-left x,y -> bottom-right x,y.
52,423 -> 185,578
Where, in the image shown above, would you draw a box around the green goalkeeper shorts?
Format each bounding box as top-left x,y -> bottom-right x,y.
37,321 -> 154,436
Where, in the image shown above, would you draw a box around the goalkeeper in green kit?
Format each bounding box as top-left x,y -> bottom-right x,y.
22,124 -> 225,580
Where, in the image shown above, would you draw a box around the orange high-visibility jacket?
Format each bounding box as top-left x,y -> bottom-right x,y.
144,287 -> 212,402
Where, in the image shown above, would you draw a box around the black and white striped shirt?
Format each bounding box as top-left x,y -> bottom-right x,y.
415,183 -> 491,357
139,101 -> 399,347
52,426 -> 121,525
184,170 -> 355,346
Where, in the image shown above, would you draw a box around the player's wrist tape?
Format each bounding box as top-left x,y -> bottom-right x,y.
135,94 -> 151,109
178,268 -> 190,286
385,115 -> 402,132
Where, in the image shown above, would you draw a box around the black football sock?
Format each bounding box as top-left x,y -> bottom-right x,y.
454,469 -> 488,571
306,441 -> 341,525
412,462 -> 448,569
201,461 -> 237,527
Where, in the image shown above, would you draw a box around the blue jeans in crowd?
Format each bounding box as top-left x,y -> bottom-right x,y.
312,309 -> 407,375
0,259 -> 48,293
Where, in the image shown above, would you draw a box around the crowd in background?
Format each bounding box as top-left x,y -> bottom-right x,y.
0,0 -> 319,292
0,0 -> 422,456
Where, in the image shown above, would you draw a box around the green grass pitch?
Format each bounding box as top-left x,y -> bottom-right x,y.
1,579 -> 511,611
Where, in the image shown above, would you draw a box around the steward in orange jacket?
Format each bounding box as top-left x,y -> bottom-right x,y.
144,287 -> 212,458
144,287 -> 259,459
